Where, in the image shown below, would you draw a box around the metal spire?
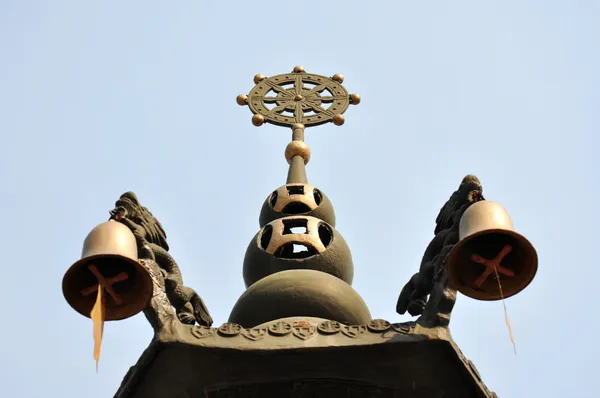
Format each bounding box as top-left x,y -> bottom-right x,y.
236,66 -> 360,184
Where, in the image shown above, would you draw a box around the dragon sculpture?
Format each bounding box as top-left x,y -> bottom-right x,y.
109,191 -> 213,327
397,175 -> 484,324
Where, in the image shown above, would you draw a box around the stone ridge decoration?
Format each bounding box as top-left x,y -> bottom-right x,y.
217,322 -> 242,337
292,322 -> 317,341
341,324 -> 367,338
367,319 -> 391,333
241,327 -> 268,341
268,320 -> 293,336
392,323 -> 412,334
317,320 -> 342,334
188,320 -> 414,342
190,326 -> 215,339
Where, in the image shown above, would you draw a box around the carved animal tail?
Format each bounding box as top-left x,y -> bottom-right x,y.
189,291 -> 213,327
418,283 -> 457,328
417,252 -> 458,328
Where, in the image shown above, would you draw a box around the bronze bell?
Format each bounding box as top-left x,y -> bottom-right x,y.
62,220 -> 153,321
447,201 -> 538,301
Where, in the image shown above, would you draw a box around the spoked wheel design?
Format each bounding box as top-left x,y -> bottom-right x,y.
237,67 -> 359,128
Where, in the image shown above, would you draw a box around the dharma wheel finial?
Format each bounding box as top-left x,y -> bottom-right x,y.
236,66 -> 360,129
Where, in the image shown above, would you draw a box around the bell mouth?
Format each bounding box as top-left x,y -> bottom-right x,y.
447,230 -> 538,301
62,255 -> 153,321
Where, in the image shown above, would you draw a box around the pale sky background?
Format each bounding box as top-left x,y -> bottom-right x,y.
1,1 -> 598,397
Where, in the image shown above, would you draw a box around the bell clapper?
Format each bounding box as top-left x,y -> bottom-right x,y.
80,264 -> 130,371
470,244 -> 517,356
90,281 -> 106,372
492,265 -> 517,356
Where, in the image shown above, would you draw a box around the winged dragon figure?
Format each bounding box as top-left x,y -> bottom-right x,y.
396,175 -> 485,326
109,192 -> 213,327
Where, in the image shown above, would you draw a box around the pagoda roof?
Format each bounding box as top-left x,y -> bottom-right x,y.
114,317 -> 497,398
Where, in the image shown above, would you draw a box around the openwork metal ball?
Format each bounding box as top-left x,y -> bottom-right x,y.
293,65 -> 305,73
350,93 -> 361,105
285,141 -> 311,164
253,74 -> 266,84
332,73 -> 344,83
243,216 -> 354,288
259,183 -> 336,227
252,114 -> 265,126
332,114 -> 345,126
236,94 -> 248,106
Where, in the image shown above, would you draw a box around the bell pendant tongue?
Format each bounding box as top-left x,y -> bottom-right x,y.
90,284 -> 106,372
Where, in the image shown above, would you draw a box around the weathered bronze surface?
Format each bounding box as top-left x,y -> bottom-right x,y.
113,317 -> 497,398
108,192 -> 213,327
63,220 -> 153,321
59,68 -> 526,397
233,71 -> 364,332
238,67 -> 359,128
397,175 -> 485,324
243,216 -> 353,287
62,192 -> 214,331
447,200 -> 538,300
284,140 -> 311,164
397,175 -> 537,329
229,271 -> 369,327
259,183 -> 336,227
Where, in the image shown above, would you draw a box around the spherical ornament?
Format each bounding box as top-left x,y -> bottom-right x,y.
332,73 -> 344,83
332,114 -> 345,126
349,93 -> 361,105
236,94 -> 248,106
242,216 -> 354,288
259,183 -> 336,227
253,74 -> 266,84
252,114 -> 265,126
285,141 -> 311,164
229,270 -> 371,328
293,65 -> 305,73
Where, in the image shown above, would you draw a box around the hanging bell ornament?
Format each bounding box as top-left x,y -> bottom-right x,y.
447,201 -> 538,301
62,220 -> 153,321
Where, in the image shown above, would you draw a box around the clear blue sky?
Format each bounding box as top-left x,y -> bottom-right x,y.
1,1 -> 598,397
